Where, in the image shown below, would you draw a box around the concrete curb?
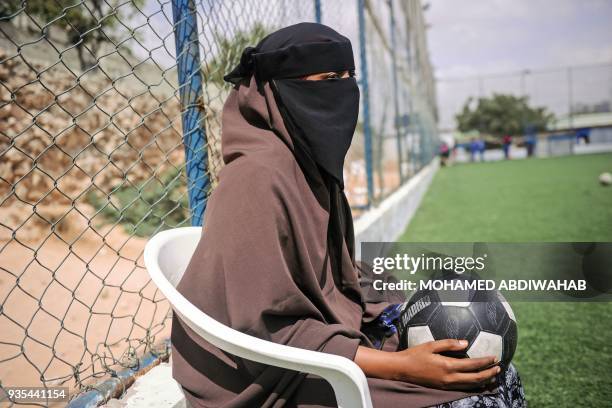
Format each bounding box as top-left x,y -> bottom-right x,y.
104,363 -> 185,408
354,159 -> 439,260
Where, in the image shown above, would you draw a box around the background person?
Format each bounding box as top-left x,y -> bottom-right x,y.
439,141 -> 451,166
477,138 -> 486,161
502,135 -> 512,159
469,137 -> 479,162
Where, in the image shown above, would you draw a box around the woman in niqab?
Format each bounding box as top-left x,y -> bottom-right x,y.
171,23 -> 525,408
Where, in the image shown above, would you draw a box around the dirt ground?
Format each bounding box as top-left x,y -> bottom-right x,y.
0,216 -> 171,401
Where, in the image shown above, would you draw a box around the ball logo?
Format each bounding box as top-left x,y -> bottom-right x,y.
401,296 -> 431,327
486,302 -> 497,326
446,315 -> 459,339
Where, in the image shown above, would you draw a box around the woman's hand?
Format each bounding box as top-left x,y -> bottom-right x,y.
355,339 -> 500,391
393,339 -> 500,390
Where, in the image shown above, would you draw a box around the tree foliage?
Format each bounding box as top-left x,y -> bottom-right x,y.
204,23 -> 270,85
456,94 -> 554,137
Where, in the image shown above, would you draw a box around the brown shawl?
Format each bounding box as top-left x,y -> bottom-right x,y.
171,75 -> 484,407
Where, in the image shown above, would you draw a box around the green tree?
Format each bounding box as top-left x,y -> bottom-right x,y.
456,94 -> 553,137
204,23 -> 270,85
2,0 -> 144,70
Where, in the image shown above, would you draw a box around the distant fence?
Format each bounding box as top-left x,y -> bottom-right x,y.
437,62 -> 612,131
0,0 -> 438,404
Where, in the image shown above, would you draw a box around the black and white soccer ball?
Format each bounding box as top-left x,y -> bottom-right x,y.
397,280 -> 518,368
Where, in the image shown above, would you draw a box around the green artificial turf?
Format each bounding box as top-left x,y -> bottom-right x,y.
398,153 -> 612,407
401,153 -> 612,242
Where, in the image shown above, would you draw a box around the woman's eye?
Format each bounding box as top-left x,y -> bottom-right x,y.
326,73 -> 340,80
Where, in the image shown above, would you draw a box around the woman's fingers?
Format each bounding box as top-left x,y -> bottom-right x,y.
449,365 -> 500,386
451,356 -> 498,372
426,339 -> 468,353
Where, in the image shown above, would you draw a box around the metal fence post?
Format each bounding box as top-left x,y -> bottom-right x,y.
314,0 -> 322,23
403,9 -> 416,176
357,0 -> 374,206
567,66 -> 574,129
388,0 -> 403,183
172,0 -> 209,226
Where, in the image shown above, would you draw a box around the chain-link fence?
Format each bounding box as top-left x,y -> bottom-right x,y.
0,0 -> 438,405
437,62 -> 612,161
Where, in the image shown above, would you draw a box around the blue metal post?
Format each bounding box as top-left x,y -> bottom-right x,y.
314,0 -> 322,23
357,0 -> 374,206
172,0 -> 209,226
388,0 -> 403,183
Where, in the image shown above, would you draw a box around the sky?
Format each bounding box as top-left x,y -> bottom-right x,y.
426,0 -> 612,78
425,0 -> 612,129
132,0 -> 611,130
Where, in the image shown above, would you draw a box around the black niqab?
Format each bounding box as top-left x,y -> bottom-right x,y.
224,22 -> 360,297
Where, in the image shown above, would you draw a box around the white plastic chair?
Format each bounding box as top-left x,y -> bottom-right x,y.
144,226 -> 373,408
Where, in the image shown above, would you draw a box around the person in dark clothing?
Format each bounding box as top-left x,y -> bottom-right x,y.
171,23 -> 525,407
439,142 -> 451,166
502,135 -> 512,159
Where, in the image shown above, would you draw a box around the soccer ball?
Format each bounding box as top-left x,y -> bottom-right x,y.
397,280 -> 517,368
599,172 -> 612,186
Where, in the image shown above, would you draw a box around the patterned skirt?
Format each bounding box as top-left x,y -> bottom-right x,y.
429,363 -> 526,408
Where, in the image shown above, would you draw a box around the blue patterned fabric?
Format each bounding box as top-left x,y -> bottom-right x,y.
429,364 -> 527,408
363,303 -> 404,349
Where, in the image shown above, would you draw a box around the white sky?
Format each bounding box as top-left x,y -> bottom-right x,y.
427,0 -> 612,78
425,0 -> 612,129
